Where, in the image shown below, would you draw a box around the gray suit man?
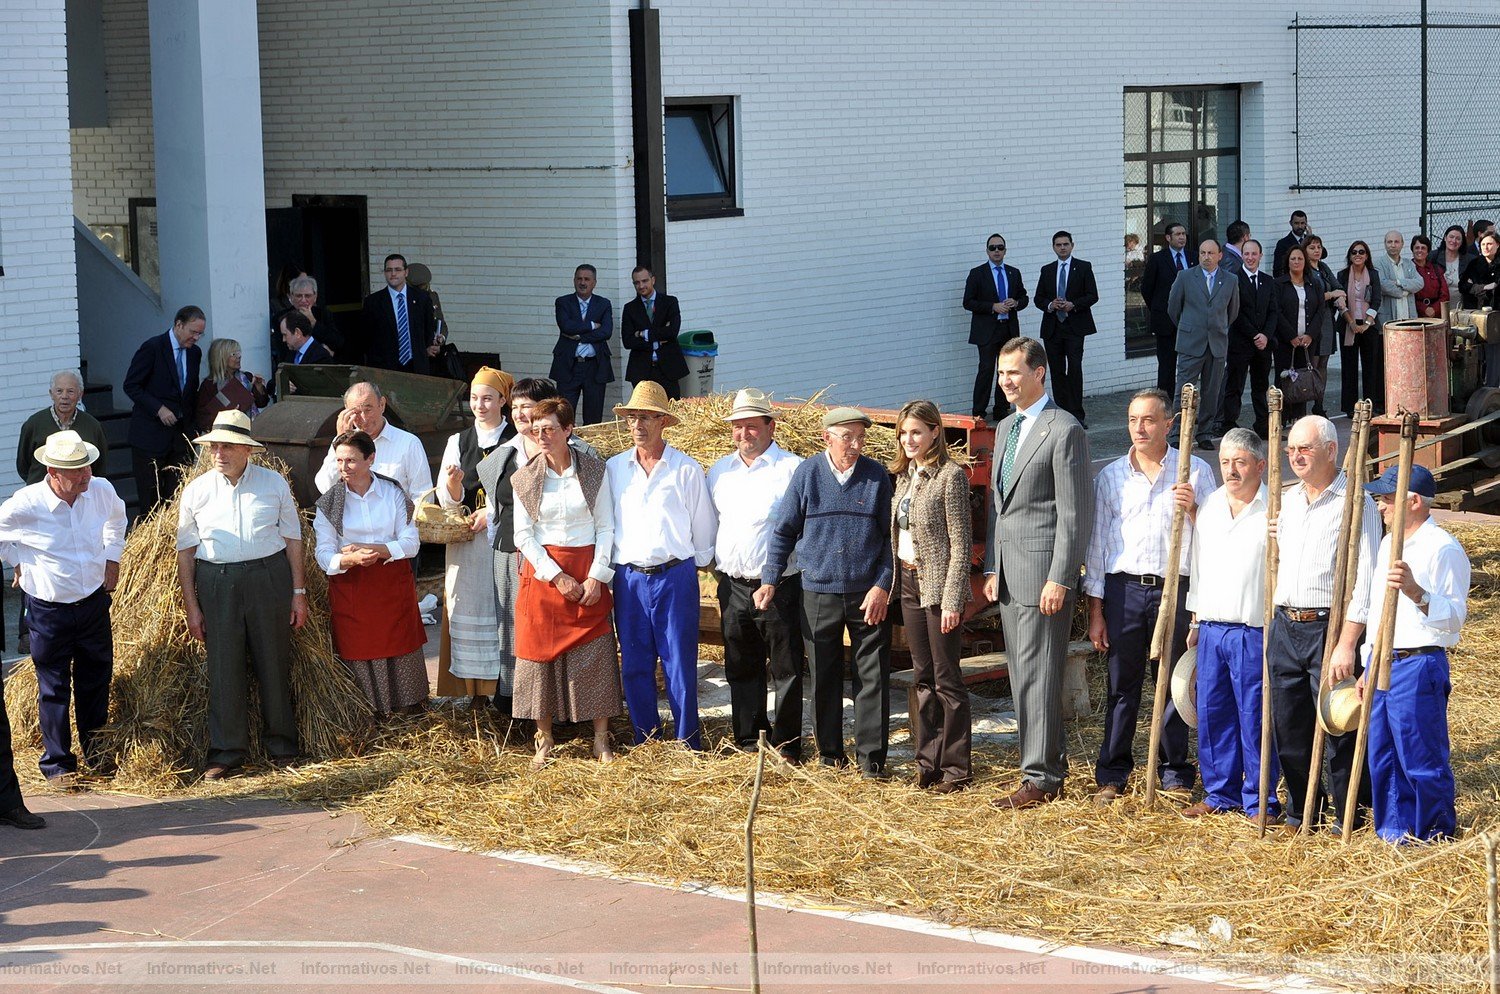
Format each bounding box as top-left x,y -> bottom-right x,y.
1169,240 -> 1241,450
983,336 -> 1092,810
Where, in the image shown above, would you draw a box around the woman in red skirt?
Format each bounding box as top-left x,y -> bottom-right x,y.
313,429 -> 428,715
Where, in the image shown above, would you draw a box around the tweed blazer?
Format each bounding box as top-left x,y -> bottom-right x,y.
890,461 -> 972,613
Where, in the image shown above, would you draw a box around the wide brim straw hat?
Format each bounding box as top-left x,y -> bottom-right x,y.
1318,676 -> 1363,737
613,381 -> 680,428
34,429 -> 101,469
1170,645 -> 1198,729
192,409 -> 265,448
725,387 -> 775,422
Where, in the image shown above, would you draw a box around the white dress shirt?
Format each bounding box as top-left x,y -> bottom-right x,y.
1185,485 -> 1267,625
512,457 -> 615,584
1011,393 -> 1051,453
313,476 -> 420,576
992,264 -> 1010,321
1083,447 -> 1215,598
437,421 -> 509,509
177,463 -> 303,563
0,479 -> 127,603
707,442 -> 803,579
1348,518 -> 1469,649
606,444 -> 717,568
1274,471 -> 1379,618
825,451 -> 856,485
315,419 -> 433,500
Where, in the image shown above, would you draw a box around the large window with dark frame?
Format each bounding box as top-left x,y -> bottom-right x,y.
665,98 -> 741,221
1123,86 -> 1241,358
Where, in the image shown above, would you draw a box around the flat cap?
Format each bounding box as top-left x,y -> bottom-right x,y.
822,406 -> 872,428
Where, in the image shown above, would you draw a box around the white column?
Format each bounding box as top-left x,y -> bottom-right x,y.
148,0 -> 270,378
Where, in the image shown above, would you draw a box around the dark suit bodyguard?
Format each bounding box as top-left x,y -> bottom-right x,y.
361,254 -> 438,375
962,234 -> 1029,421
124,305 -> 204,513
551,264 -> 614,426
1033,231 -> 1098,427
984,336 -> 1092,810
1220,240 -> 1279,439
621,266 -> 688,399
1140,223 -> 1195,394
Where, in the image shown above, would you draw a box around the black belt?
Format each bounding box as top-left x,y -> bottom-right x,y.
199,552 -> 284,572
1392,645 -> 1445,660
1111,571 -> 1167,587
726,574 -> 761,586
621,557 -> 683,576
1279,606 -> 1330,623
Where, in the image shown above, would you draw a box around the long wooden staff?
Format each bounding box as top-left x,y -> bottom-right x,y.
1256,389 -> 1284,836
1300,399 -> 1373,836
1341,410 -> 1419,841
1144,383 -> 1197,807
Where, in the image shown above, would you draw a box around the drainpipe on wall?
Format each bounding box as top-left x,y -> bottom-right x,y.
629,0 -> 667,284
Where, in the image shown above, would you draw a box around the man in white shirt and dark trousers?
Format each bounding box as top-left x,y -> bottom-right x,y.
1084,388 -> 1215,802
1270,415 -> 1379,830
606,382 -> 717,751
707,389 -> 805,761
1182,428 -> 1277,820
176,411 -> 308,780
0,431 -> 126,788
313,382 -> 433,501
1329,464 -> 1468,843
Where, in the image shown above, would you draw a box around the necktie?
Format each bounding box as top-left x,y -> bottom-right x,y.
1175,251 -> 1185,271
176,346 -> 186,390
1056,264 -> 1068,322
995,266 -> 1008,318
645,296 -> 655,320
395,292 -> 413,366
1000,414 -> 1025,498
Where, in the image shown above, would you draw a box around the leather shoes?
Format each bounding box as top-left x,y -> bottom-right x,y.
0,805 -> 45,830
1092,784 -> 1121,806
1180,801 -> 1217,819
916,769 -> 942,789
930,779 -> 972,795
991,781 -> 1061,810
45,772 -> 84,793
202,763 -> 241,781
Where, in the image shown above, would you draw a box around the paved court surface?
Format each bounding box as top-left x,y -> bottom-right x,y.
0,791 -> 1325,994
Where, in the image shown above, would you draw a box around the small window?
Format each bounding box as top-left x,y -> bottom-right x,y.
665,99 -> 741,220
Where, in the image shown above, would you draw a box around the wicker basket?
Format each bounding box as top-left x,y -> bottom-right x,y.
413,487 -> 478,544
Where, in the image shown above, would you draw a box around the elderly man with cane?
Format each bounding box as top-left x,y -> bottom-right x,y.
0,431 -> 126,789
176,411 -> 307,779
1329,464 -> 1469,843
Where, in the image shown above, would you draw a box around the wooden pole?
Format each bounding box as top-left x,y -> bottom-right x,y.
1300,400 -> 1372,836
745,731 -> 768,994
1144,383 -> 1197,807
1341,410 -> 1419,841
1256,388 -> 1284,836
1487,833 -> 1500,994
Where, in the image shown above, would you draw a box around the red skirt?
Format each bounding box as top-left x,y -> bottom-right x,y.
328,559 -> 427,661
514,544 -> 613,661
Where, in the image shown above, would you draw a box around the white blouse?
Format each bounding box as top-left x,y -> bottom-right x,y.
314,476 -> 420,576
513,456 -> 615,584
437,420 -> 509,510
1294,283 -> 1307,337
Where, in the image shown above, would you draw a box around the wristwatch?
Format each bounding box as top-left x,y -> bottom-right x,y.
1417,590 -> 1431,610
293,588 -> 307,595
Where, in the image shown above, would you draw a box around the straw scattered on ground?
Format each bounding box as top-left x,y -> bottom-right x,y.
6,436 -> 1500,993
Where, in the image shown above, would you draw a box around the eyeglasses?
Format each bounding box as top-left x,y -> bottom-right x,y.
827,430 -> 865,445
987,245 -> 1006,252
384,266 -> 405,273
1285,444 -> 1323,455
624,414 -> 663,425
532,424 -> 563,436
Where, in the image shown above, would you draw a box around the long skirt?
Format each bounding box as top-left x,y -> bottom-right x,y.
345,650 -> 430,715
328,560 -> 429,715
436,535 -> 511,696
512,543 -> 622,724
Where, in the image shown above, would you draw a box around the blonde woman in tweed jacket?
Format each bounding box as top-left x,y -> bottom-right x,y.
890,400 -> 974,792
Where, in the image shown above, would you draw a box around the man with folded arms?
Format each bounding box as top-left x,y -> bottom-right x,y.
0,430 -> 126,790
1328,465 -> 1469,843
176,411 -> 307,779
759,407 -> 893,777
708,388 -> 805,761
607,382 -> 717,750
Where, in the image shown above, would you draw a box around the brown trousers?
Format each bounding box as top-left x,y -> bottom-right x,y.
900,568 -> 971,784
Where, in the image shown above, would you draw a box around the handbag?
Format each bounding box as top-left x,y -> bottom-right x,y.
435,341 -> 467,381
1278,345 -> 1323,405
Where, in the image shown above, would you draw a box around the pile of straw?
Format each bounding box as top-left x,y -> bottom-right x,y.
575,389 -> 970,469
4,452 -> 375,784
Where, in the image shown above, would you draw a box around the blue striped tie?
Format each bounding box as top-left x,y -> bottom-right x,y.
395,292 -> 413,366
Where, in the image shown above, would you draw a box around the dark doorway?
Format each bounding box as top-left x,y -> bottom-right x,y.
266,195 -> 369,360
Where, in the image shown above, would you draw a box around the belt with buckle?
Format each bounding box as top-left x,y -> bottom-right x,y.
1279,606 -> 1329,623
1392,645 -> 1445,660
900,560 -> 920,572
622,557 -> 683,576
1112,572 -> 1165,587
727,574 -> 761,586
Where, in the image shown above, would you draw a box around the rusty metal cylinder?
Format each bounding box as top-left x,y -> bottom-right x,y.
1383,318 -> 1450,416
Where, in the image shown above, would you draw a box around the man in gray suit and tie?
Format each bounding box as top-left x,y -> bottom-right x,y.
1169,240 -> 1241,451
983,336 -> 1092,810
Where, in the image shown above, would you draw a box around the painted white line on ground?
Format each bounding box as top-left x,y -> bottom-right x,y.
3,940 -> 638,994
393,834 -> 1337,994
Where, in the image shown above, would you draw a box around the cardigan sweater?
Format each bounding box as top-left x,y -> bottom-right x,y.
890,461 -> 973,613
762,453 -> 892,594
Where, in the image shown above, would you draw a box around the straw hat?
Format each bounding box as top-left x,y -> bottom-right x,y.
725,388 -> 775,422
1170,645 -> 1198,729
613,381 -> 680,427
1317,676 -> 1362,736
34,430 -> 101,470
192,410 -> 265,449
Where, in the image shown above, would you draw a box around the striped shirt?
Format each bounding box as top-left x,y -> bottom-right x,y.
1273,471 -> 1379,617
1083,447 -> 1215,598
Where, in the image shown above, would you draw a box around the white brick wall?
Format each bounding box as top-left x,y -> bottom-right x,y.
62,0 -> 1490,418
2,0 -> 80,498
